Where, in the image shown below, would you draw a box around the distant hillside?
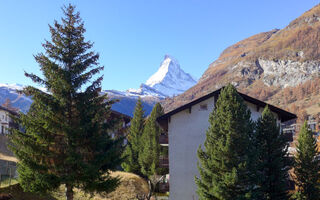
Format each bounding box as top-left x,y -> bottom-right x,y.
0,84 -> 32,113
105,90 -> 159,117
0,84 -> 158,116
162,4 -> 320,120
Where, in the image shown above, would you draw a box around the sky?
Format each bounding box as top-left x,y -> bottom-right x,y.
0,0 -> 318,91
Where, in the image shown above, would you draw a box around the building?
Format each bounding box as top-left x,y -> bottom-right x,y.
108,110 -> 131,140
0,105 -> 18,134
0,105 -> 19,180
157,88 -> 296,200
282,115 -> 320,141
159,132 -> 169,193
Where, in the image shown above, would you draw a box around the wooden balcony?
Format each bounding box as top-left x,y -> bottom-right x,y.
159,156 -> 168,168
283,132 -> 293,142
158,182 -> 169,193
159,134 -> 168,146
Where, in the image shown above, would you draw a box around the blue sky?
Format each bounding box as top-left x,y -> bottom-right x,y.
0,0 -> 318,91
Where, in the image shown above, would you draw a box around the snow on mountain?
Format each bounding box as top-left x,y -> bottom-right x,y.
0,83 -> 24,91
104,55 -> 197,100
0,83 -> 32,113
104,89 -> 159,117
126,84 -> 167,98
145,55 -> 197,97
103,55 -> 197,115
0,55 -> 197,116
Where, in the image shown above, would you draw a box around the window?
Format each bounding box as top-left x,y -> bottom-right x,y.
200,104 -> 208,111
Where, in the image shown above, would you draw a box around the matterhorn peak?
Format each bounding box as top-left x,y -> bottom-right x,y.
145,55 -> 197,97
105,55 -> 197,106
146,55 -> 180,87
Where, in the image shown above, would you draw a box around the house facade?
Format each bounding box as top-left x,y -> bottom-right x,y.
157,88 -> 296,200
0,105 -> 18,134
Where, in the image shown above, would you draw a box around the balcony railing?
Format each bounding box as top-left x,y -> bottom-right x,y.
159,156 -> 168,168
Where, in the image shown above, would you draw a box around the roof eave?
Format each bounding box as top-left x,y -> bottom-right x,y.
157,88 -> 297,123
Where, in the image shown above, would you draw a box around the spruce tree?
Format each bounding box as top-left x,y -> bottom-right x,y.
139,103 -> 165,176
196,84 -> 255,200
122,98 -> 145,175
254,106 -> 290,200
9,5 -> 123,200
294,121 -> 320,200
139,103 -> 167,199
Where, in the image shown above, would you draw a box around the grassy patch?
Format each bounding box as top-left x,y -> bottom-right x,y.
0,176 -> 18,188
0,171 -> 149,200
0,184 -> 55,200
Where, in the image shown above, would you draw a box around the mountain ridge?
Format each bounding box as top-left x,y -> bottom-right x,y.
162,4 -> 320,119
0,55 -> 197,116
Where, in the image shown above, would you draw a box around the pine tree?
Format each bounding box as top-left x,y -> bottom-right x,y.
122,98 -> 145,175
254,106 -> 290,200
139,103 -> 165,176
195,84 -> 255,200
139,103 -> 167,199
294,121 -> 320,200
9,5 -> 123,200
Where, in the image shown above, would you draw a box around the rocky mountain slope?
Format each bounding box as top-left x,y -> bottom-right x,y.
163,4 -> 320,119
0,56 -> 197,116
0,84 -> 32,113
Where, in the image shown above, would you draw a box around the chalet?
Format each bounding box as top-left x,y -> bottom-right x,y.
157,88 -> 296,200
108,110 -> 131,141
0,106 -> 18,134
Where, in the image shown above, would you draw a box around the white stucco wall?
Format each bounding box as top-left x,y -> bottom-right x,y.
168,97 -> 280,200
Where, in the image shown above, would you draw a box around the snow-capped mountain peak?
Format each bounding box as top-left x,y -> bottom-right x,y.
105,55 -> 197,102
0,56 -> 197,116
145,55 -> 197,97
146,55 -> 180,87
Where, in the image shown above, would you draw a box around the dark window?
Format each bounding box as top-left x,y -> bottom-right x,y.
200,104 -> 208,111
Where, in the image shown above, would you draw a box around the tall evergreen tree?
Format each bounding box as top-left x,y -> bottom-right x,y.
196,84 -> 255,200
139,103 -> 167,199
254,106 -> 290,200
139,103 -> 166,177
9,5 -> 123,200
122,98 -> 145,175
294,121 -> 320,200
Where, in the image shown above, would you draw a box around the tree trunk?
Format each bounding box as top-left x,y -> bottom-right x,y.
66,184 -> 74,200
147,180 -> 152,200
